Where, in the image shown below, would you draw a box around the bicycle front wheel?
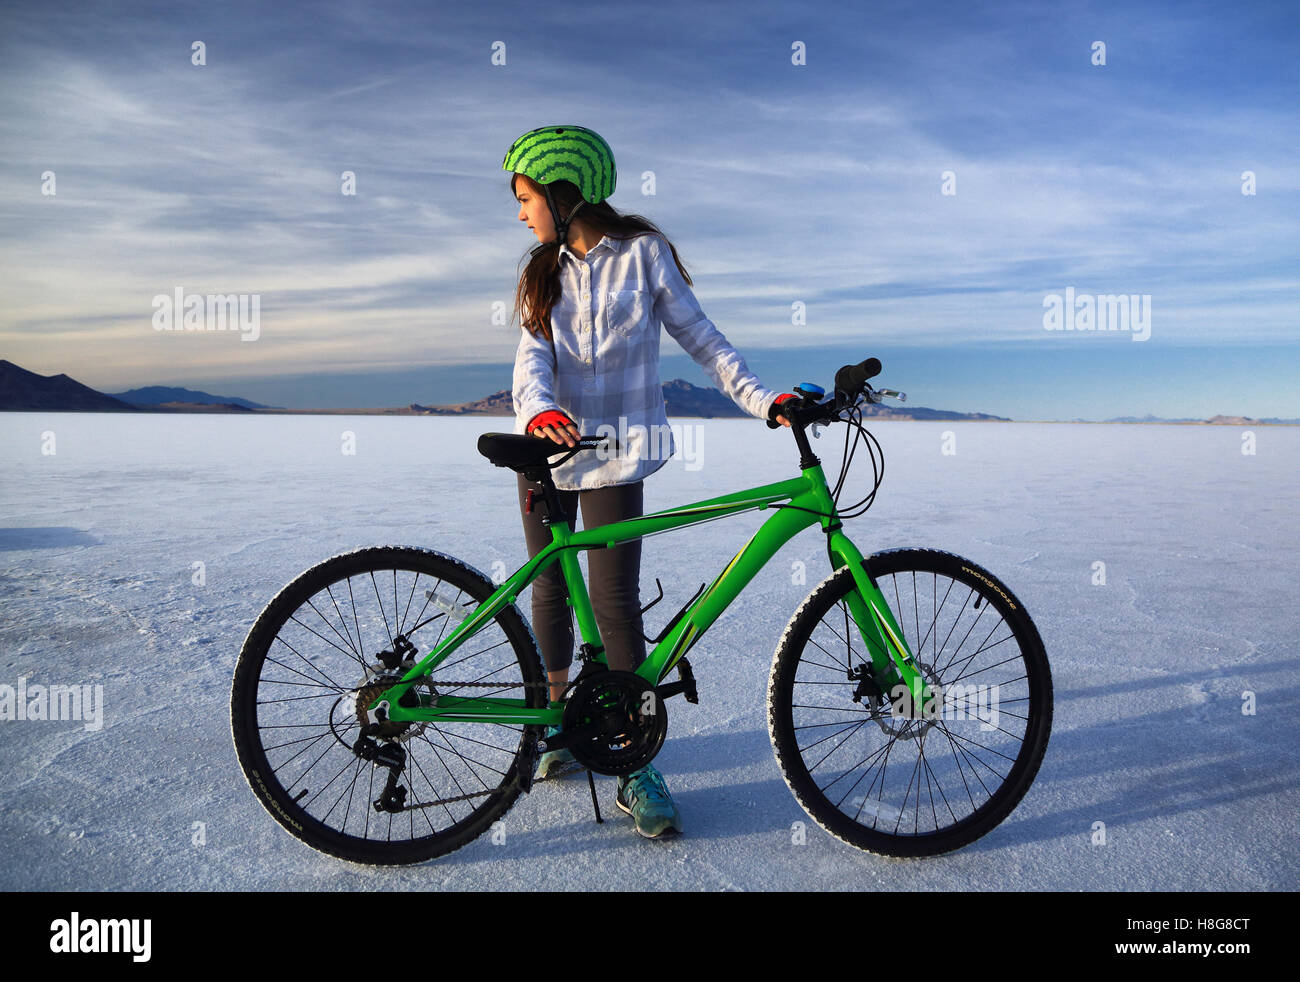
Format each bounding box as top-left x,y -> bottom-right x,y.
768,548 -> 1052,857
231,546 -> 546,865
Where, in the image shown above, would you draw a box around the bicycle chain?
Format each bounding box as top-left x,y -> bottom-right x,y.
397,787 -> 503,811
429,680 -> 549,690
360,676 -> 546,812
369,677 -> 544,812
380,711 -> 541,813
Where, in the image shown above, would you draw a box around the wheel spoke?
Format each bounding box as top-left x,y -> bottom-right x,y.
303,594 -> 364,667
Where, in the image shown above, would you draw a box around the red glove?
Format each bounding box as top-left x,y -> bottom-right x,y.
767,393 -> 797,428
527,409 -> 573,434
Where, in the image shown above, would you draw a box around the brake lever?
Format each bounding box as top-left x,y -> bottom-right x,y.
813,389 -> 861,434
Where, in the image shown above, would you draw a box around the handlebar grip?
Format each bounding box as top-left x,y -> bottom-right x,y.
766,393 -> 797,429
834,358 -> 882,396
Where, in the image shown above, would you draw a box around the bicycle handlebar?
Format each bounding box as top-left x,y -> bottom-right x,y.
835,357 -> 882,396
770,357 -> 891,431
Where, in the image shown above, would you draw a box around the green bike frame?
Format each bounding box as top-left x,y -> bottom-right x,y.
372,460 -> 930,727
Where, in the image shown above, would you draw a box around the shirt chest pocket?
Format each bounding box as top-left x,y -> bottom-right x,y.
604,288 -> 651,338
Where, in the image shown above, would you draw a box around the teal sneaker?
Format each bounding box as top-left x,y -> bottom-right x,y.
615,764 -> 683,838
535,724 -> 578,780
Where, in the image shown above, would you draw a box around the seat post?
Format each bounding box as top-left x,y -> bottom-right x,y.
522,467 -> 570,529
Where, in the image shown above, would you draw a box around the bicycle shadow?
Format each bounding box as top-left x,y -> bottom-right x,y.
961,655 -> 1298,855
433,656 -> 1297,867
652,726 -> 775,773
1046,656 -> 1293,705
437,771 -> 807,867
661,655 -> 1299,851
0,526 -> 100,551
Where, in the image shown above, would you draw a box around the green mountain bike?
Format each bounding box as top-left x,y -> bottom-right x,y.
230,358 -> 1053,864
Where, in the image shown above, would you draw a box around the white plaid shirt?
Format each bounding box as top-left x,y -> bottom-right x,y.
512,232 -> 783,490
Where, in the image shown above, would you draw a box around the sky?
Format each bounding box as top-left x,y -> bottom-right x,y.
1,0 -> 1297,419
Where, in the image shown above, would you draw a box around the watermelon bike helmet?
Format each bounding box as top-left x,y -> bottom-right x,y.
503,124 -> 616,248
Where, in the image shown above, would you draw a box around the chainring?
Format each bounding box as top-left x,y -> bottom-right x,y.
561,670 -> 666,776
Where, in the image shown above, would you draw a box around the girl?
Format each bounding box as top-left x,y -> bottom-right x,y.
503,124 -> 794,839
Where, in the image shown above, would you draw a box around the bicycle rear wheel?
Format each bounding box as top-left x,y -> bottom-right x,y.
231,546 -> 546,865
767,548 -> 1052,857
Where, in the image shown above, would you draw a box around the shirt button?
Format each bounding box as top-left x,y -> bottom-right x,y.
581,292 -> 591,301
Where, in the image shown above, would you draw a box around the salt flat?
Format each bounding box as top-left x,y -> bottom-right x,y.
1,413 -> 1295,890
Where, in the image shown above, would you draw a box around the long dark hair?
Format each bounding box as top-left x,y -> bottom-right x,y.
510,173 -> 692,343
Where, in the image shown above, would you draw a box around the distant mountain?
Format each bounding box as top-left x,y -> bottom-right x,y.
1205,414 -> 1258,425
1106,414 -> 1201,423
855,403 -> 1009,422
407,390 -> 515,416
663,379 -> 748,417
0,359 -> 137,412
1103,414 -> 1297,425
109,385 -> 276,410
150,401 -> 257,413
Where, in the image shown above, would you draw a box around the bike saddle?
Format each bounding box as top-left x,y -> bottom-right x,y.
476,432 -> 606,472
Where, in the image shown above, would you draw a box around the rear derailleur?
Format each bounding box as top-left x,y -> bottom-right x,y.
352,677 -> 416,813
353,732 -> 408,813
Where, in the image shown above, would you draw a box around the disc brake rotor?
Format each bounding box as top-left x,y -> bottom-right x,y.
864,660 -> 942,741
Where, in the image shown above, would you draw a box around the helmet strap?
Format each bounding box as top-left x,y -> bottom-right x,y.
544,185 -> 586,250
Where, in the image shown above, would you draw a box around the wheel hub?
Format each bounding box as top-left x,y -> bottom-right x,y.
853,660 -> 942,740
354,669 -> 433,743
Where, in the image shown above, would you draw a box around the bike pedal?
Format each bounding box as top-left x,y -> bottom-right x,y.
678,657 -> 699,704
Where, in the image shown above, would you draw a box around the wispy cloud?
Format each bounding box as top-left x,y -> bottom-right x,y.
0,0 -> 1296,416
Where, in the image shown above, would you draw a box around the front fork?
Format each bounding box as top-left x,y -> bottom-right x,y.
826,531 -> 933,714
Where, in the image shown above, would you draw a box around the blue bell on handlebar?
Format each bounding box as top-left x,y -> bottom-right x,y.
794,383 -> 824,400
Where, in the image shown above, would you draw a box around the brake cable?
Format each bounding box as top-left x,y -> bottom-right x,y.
769,388 -> 886,522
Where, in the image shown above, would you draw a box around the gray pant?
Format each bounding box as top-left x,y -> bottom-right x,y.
516,473 -> 647,675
